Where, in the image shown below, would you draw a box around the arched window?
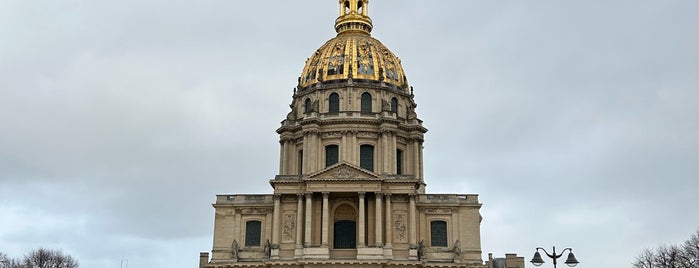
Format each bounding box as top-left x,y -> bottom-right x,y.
329,93 -> 340,114
391,97 -> 398,113
361,92 -> 372,113
304,98 -> 312,113
325,145 -> 339,167
360,144 -> 374,171
396,149 -> 403,175
430,220 -> 448,247
245,220 -> 262,247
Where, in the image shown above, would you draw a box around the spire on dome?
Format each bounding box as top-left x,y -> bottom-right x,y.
334,0 -> 372,35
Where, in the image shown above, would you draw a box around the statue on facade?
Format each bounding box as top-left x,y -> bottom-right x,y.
382,99 -> 391,111
231,240 -> 239,261
263,239 -> 271,259
417,240 -> 426,261
453,239 -> 462,259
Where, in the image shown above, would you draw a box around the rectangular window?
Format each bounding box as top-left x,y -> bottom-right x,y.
396,149 -> 403,175
326,145 -> 339,167
298,150 -> 303,175
430,220 -> 448,247
360,145 -> 374,171
245,220 -> 262,247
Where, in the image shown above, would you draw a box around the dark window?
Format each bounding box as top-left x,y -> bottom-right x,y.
245,220 -> 262,247
396,149 -> 403,175
329,93 -> 340,114
430,220 -> 448,247
333,220 -> 356,249
361,92 -> 372,113
298,150 -> 303,175
304,98 -> 312,113
326,145 -> 339,167
360,144 -> 374,171
391,97 -> 398,113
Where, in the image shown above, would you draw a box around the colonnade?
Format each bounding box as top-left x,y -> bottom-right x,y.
270,192 -> 418,249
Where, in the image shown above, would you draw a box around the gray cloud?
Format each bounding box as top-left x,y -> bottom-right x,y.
1,0 -> 697,267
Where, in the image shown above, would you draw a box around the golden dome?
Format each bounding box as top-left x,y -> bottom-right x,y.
298,0 -> 408,90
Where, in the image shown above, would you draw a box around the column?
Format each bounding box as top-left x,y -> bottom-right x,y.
408,194 -> 417,246
279,140 -> 285,174
358,192 -> 366,247
384,194 -> 392,247
418,141 -> 424,181
321,192 -> 330,247
295,194 -> 303,247
304,193 -> 313,246
413,141 -> 420,179
272,194 -> 281,245
382,132 -> 389,173
351,132 -> 358,164
302,134 -> 309,174
341,132 -> 348,162
391,134 -> 397,173
309,132 -> 316,172
234,209 -> 242,242
375,193 -> 383,246
451,208 -> 460,244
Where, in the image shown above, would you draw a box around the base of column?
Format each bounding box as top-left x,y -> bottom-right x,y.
302,247 -> 330,259
357,247 -> 384,260
270,248 -> 280,260
383,245 -> 393,259
408,248 -> 418,261
294,246 -> 303,259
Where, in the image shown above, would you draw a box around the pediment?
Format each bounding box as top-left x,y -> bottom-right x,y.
307,162 -> 379,180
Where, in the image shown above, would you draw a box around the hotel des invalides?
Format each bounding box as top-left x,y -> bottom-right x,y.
200,1 -> 524,268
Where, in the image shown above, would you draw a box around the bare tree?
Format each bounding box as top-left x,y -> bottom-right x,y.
681,231 -> 699,268
634,229 -> 699,268
21,248 -> 78,268
0,252 -> 23,268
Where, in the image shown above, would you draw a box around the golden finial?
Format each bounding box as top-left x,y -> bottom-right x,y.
335,0 -> 372,35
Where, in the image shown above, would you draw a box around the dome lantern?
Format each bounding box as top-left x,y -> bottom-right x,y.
335,0 -> 372,35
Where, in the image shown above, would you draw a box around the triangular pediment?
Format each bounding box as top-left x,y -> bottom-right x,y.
307,162 -> 379,180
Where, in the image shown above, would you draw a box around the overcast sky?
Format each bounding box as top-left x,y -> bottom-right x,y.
1,1 -> 698,267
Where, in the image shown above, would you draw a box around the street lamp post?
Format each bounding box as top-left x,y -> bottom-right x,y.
530,246 -> 579,268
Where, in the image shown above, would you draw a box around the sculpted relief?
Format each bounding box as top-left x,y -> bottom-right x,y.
394,212 -> 407,242
282,214 -> 295,242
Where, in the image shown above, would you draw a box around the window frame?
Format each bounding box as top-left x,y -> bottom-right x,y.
430,220 -> 448,247
245,220 -> 263,247
361,92 -> 372,113
359,144 -> 374,171
329,93 -> 340,114
325,144 -> 339,167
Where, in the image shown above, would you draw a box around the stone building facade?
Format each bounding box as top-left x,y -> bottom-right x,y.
200,1 -> 524,268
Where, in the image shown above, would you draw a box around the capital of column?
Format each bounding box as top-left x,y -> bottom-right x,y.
297,193 -> 304,199
274,194 -> 282,200
374,192 -> 383,197
358,192 -> 365,198
322,192 -> 329,197
305,192 -> 313,198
